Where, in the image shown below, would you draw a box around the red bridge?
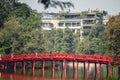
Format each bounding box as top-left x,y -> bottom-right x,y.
0,53 -> 120,79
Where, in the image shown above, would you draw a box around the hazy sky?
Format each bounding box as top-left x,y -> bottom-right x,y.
19,0 -> 120,15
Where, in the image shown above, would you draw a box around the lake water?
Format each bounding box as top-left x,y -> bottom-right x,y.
0,62 -> 112,80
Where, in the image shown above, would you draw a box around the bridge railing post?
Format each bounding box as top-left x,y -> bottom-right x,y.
35,52 -> 37,57
11,54 -> 13,59
0,54 -> 1,60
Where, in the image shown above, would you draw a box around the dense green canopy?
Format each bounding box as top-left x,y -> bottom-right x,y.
105,14 -> 120,58
0,0 -> 107,55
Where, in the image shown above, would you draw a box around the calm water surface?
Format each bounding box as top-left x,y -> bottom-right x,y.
0,62 -> 108,80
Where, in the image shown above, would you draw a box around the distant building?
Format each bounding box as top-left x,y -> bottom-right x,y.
41,9 -> 108,40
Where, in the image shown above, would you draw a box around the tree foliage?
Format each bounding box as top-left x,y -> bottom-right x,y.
38,0 -> 74,10
105,14 -> 120,58
0,1 -> 43,55
42,28 -> 75,54
0,0 -> 31,28
76,23 -> 106,55
0,0 -> 107,55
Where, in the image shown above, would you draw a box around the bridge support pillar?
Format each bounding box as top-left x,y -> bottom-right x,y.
118,67 -> 120,78
110,64 -> 113,77
32,60 -> 35,76
97,63 -> 101,80
52,60 -> 56,78
87,62 -> 90,79
42,61 -> 45,77
95,63 -> 97,80
4,62 -> 7,72
106,64 -> 109,79
72,61 -> 75,79
14,62 -> 16,74
23,61 -> 26,75
62,60 -> 67,78
83,62 -> 86,79
76,61 -> 78,80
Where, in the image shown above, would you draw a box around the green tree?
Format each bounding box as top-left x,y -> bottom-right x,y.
88,23 -> 106,54
54,29 -> 64,53
105,14 -> 120,58
38,0 -> 74,10
20,14 -> 43,53
0,13 -> 43,55
94,34 -> 107,55
0,0 -> 31,27
0,16 -> 23,54
42,30 -> 56,53
76,23 -> 106,54
0,0 -> 15,27
105,14 -> 120,78
60,28 -> 75,53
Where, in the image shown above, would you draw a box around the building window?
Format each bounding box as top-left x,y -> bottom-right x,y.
83,26 -> 91,29
72,23 -> 77,26
65,23 -> 71,27
83,20 -> 94,24
49,23 -> 53,27
87,14 -> 95,18
58,23 -> 64,27
72,22 -> 80,27
77,23 -> 80,26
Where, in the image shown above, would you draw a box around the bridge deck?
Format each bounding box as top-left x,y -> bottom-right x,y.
0,53 -> 118,64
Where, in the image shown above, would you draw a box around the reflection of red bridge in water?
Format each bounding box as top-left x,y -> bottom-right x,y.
0,72 -> 71,80
0,53 -> 120,79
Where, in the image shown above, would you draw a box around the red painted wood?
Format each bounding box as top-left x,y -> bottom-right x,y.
42,61 -> 45,77
32,60 -> 35,76
0,53 -> 120,78
87,63 -> 90,79
62,60 -> 67,78
97,63 -> 101,80
52,60 -> 55,78
23,61 -> 26,75
83,62 -> 86,79
76,61 -> 78,80
4,62 -> 7,71
14,62 -> 17,74
110,64 -> 113,77
1,53 -> 117,63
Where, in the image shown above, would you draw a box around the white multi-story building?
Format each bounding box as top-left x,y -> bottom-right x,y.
41,9 -> 108,40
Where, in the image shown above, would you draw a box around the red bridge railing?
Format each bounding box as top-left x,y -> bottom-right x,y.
0,53 -> 116,64
0,53 -> 119,78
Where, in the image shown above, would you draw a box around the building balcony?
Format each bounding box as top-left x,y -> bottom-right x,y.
83,24 -> 94,27
42,27 -> 53,30
56,26 -> 82,29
